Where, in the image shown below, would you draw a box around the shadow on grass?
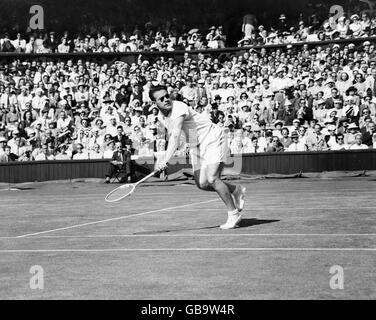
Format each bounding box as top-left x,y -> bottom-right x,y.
238,218 -> 280,228
133,218 -> 279,234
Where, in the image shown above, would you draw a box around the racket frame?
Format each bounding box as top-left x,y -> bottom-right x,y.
104,170 -> 159,203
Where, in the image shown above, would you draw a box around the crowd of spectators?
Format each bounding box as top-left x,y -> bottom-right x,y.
238,12 -> 376,46
1,24 -> 376,164
0,24 -> 227,53
1,8 -> 376,53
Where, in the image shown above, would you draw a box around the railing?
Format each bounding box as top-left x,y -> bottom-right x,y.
1,36 -> 375,65
1,150 -> 375,184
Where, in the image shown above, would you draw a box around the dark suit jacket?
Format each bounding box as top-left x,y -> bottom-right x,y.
362,130 -> 375,146
0,153 -> 18,162
112,150 -> 131,163
325,96 -> 343,110
113,134 -> 132,148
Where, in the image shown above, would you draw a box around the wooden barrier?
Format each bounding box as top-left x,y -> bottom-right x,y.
1,150 -> 375,184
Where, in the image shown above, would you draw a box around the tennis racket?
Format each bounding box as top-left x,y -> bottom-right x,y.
105,170 -> 159,203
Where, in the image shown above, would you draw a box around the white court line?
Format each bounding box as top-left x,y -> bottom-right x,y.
2,233 -> 376,240
1,247 -> 376,253
14,199 -> 219,239
4,205 -> 376,211
1,189 -> 375,200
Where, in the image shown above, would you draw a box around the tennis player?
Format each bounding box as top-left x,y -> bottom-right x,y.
149,86 -> 246,229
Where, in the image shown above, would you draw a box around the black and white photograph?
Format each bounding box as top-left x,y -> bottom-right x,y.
0,0 -> 375,304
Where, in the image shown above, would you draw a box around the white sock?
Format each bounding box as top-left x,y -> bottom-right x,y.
227,209 -> 239,216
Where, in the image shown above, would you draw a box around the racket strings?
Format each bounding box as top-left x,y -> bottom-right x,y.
105,184 -> 135,202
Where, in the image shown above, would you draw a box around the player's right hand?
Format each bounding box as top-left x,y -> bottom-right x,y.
156,162 -> 168,171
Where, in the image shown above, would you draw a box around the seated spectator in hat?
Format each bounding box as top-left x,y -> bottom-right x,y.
290,119 -> 301,134
349,133 -> 369,149
238,102 -> 251,124
131,103 -> 145,126
252,125 -> 267,150
361,122 -> 376,146
147,105 -> 160,125
89,143 -> 103,159
0,145 -> 18,162
103,139 -> 116,159
325,124 -> 338,149
87,128 -> 101,149
265,110 -> 278,132
313,99 -> 328,124
105,116 -> 120,137
344,123 -> 360,145
276,99 -> 296,126
229,129 -> 243,155
8,134 -> 28,157
102,105 -> 120,127
55,144 -> 71,160
105,143 -> 132,183
72,143 -> 89,160
286,131 -> 307,152
306,123 -> 329,151
349,14 -> 363,37
75,83 -> 89,104
330,133 -> 349,150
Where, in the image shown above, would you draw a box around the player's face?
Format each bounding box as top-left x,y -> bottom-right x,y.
154,89 -> 172,113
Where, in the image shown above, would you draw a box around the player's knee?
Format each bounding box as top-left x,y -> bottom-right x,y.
207,175 -> 219,185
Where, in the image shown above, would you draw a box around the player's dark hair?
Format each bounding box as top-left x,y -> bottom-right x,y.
149,85 -> 168,101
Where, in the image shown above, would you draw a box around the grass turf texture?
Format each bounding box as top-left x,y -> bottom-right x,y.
0,177 -> 375,299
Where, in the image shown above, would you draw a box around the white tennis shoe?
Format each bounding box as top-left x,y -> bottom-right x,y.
220,213 -> 242,230
232,185 -> 246,212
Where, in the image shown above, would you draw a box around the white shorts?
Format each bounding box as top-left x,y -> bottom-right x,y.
190,125 -> 227,170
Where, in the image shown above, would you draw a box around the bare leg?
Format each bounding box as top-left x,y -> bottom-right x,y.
194,165 -> 237,194
194,163 -> 237,212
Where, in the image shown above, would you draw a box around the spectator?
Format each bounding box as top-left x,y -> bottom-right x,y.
306,123 -> 329,151
349,133 -> 369,149
0,145 -> 18,162
286,131 -> 307,151
105,142 -> 132,183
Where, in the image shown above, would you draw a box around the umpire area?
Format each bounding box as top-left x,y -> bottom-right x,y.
0,177 -> 375,299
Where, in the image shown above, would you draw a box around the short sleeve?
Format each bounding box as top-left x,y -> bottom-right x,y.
170,101 -> 190,121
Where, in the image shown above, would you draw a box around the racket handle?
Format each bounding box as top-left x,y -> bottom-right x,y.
134,170 -> 160,186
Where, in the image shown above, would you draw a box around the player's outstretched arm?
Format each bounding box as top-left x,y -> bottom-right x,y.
157,115 -> 185,170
